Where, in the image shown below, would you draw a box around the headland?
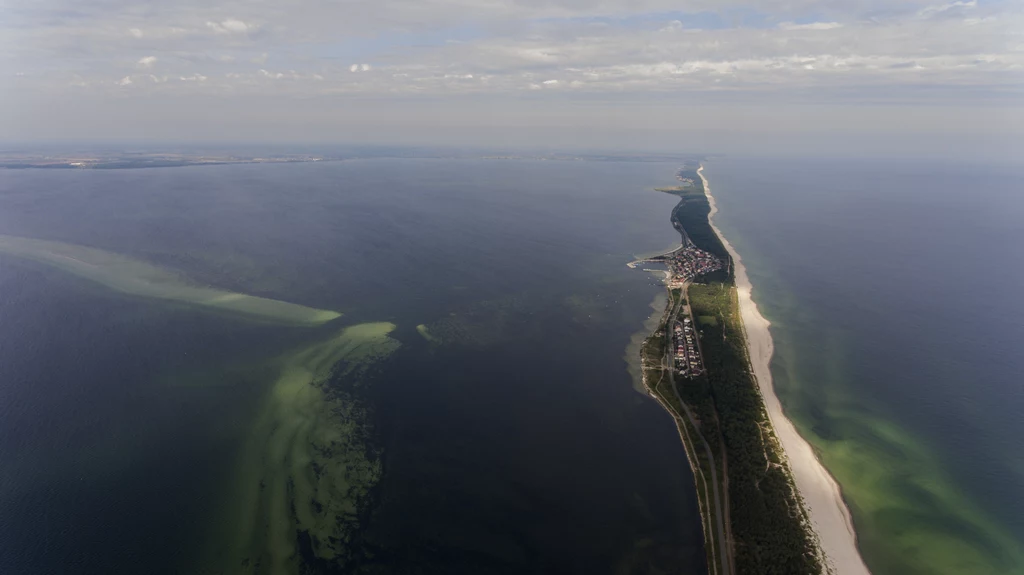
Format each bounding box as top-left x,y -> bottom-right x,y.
633,164 -> 835,574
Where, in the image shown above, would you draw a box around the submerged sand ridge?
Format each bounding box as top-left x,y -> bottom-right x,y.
206,322 -> 401,574
698,166 -> 871,575
0,235 -> 403,572
0,234 -> 341,326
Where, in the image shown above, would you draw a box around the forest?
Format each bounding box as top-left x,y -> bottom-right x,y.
663,166 -> 824,574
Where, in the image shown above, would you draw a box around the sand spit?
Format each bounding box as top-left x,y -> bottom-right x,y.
698,166 -> 871,575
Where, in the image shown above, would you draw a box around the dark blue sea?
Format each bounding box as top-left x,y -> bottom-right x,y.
0,159 -> 705,574
707,157 -> 1024,575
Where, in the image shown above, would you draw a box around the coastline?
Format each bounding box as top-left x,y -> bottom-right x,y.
625,291 -> 669,394
697,165 -> 871,575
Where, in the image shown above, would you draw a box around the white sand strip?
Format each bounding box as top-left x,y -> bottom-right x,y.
698,166 -> 871,575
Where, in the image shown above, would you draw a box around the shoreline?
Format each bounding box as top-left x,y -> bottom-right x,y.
697,165 -> 871,575
624,291 -> 670,394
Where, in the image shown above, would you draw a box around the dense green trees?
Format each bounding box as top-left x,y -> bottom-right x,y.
662,168 -> 823,574
688,284 -> 822,575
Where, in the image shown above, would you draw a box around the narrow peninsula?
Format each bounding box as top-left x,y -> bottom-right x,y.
633,165 -> 825,575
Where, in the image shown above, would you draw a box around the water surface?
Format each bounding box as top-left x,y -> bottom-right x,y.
707,157 -> 1024,575
0,159 -> 706,574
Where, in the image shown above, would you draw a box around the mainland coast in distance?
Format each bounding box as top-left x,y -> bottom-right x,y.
633,164 -> 871,574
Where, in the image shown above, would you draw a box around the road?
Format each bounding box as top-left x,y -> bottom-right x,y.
665,291 -> 735,575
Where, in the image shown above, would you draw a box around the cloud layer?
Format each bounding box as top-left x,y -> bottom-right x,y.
2,0 -> 1022,146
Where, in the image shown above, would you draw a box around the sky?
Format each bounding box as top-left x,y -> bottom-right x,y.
2,0 -> 1023,157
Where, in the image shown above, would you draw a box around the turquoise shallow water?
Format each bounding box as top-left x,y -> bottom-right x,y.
0,159 -> 706,574
706,157 -> 1024,575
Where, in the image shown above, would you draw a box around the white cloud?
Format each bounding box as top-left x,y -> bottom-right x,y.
116,76 -> 132,86
918,0 -> 977,17
779,22 -> 843,30
3,0 -> 1021,110
206,19 -> 252,34
660,20 -> 683,32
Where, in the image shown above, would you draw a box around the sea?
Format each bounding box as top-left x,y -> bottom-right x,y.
2,155 -> 1020,575
0,159 -> 706,574
706,157 -> 1024,575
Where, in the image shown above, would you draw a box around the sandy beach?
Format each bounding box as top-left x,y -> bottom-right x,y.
698,166 -> 871,575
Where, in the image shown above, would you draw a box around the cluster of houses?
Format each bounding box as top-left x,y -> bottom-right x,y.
666,245 -> 723,288
674,318 -> 704,377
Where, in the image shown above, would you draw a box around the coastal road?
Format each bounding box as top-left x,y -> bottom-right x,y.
666,294 -> 735,575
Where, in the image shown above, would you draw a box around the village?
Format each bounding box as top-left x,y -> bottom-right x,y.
662,244 -> 724,289
673,317 -> 704,378
627,243 -> 724,284
629,241 -> 723,379
657,244 -> 723,377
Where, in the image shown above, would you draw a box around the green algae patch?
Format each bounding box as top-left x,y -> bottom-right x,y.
415,323 -> 440,344
801,405 -> 1024,575
206,322 -> 400,574
0,234 -> 341,326
770,319 -> 1024,575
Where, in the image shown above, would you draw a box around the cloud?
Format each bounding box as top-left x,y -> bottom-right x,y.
2,0 -> 1022,122
116,76 -> 132,86
205,19 -> 252,34
918,0 -> 977,17
660,20 -> 683,32
779,22 -> 843,30
256,68 -> 323,81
